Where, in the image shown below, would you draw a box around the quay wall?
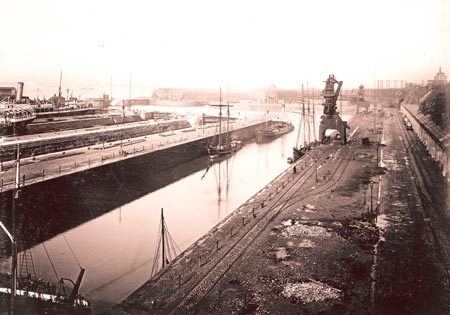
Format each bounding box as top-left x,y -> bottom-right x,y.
0,122 -> 265,253
28,114 -> 143,134
1,120 -> 191,161
401,104 -> 448,177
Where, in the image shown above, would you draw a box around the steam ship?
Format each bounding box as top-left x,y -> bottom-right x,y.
0,82 -> 36,136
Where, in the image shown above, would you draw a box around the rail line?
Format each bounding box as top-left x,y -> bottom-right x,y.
393,110 -> 450,282
168,126 -> 364,314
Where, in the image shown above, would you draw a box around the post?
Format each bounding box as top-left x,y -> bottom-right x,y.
11,144 -> 20,312
370,181 -> 373,214
376,143 -> 379,167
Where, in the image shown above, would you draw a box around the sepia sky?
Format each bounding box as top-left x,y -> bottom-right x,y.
0,0 -> 448,98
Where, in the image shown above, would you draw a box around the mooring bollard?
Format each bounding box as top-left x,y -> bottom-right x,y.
242,217 -> 245,226
216,240 -> 219,251
42,169 -> 45,177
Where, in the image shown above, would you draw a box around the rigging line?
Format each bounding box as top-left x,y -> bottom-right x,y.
62,234 -> 82,269
151,238 -> 161,276
166,229 -> 181,253
151,220 -> 162,276
42,242 -> 59,281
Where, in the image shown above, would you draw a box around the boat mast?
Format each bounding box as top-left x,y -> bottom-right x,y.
227,88 -> 230,142
295,84 -> 303,150
312,87 -> 316,142
218,88 -> 222,148
161,208 -> 166,269
58,70 -> 63,107
307,81 -> 311,145
302,84 -> 307,148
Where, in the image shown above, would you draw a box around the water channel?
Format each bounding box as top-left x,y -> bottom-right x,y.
1,104 -> 352,312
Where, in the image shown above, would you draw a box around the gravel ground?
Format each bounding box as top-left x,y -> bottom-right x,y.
114,109 -> 449,314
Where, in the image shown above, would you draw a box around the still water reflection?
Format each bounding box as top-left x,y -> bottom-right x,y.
4,109 -> 350,312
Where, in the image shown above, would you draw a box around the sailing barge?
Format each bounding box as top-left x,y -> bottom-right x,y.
206,89 -> 242,160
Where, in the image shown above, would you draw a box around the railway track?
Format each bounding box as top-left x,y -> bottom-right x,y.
163,126 -> 364,314
393,110 -> 450,282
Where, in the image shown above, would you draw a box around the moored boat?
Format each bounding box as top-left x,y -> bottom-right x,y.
0,103 -> 36,136
256,121 -> 294,142
206,88 -> 242,160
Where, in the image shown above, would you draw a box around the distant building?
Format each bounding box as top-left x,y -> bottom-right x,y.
123,98 -> 151,106
86,94 -> 111,108
434,67 -> 447,85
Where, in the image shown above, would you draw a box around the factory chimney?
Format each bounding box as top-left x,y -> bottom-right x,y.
15,82 -> 24,103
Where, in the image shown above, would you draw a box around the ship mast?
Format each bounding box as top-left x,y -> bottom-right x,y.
312,87 -> 316,142
218,88 -> 222,149
151,208 -> 180,277
302,84 -> 307,148
161,208 -> 166,269
227,88 -> 230,142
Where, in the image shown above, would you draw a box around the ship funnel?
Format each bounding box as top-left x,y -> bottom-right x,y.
16,82 -> 24,103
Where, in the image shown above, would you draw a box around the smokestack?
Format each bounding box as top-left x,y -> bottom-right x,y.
16,82 -> 24,103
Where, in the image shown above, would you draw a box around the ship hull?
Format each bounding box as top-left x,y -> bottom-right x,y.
256,122 -> 294,142
0,117 -> 35,136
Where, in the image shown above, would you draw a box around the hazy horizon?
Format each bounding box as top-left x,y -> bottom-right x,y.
1,0 -> 449,99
